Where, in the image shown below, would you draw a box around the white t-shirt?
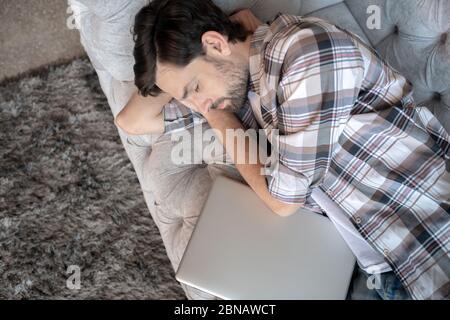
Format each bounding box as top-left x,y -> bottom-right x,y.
311,187 -> 392,274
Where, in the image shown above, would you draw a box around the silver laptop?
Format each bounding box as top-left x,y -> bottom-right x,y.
175,175 -> 356,300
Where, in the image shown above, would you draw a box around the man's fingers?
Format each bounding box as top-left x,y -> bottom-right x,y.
229,9 -> 262,32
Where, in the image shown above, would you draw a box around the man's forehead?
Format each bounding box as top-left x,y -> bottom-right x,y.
156,61 -> 176,75
155,63 -> 189,98
156,62 -> 181,81
156,59 -> 206,99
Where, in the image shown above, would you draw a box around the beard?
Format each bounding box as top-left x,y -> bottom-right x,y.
205,57 -> 250,112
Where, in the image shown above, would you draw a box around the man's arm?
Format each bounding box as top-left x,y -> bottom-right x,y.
203,109 -> 301,217
114,90 -> 172,135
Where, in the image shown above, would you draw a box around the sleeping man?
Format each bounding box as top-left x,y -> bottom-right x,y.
115,0 -> 450,300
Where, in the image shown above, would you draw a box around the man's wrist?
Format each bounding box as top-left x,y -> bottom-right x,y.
202,109 -> 233,127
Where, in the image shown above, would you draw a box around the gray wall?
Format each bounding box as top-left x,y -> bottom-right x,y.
0,0 -> 85,81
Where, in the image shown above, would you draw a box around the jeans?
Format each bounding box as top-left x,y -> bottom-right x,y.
346,265 -> 412,300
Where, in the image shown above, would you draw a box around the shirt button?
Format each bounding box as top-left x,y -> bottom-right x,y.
383,248 -> 390,256
354,216 -> 362,224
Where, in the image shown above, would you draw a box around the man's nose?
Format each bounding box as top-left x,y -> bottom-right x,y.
192,96 -> 213,114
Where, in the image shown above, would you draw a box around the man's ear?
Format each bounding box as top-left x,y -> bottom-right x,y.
201,31 -> 231,57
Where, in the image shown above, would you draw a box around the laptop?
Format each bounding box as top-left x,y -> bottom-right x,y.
175,175 -> 356,300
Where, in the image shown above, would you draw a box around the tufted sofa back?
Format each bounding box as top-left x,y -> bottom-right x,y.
70,0 -> 450,130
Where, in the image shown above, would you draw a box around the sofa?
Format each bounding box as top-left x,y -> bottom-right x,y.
69,0 -> 450,299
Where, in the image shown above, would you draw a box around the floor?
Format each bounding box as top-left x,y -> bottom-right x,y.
0,58 -> 186,299
0,0 -> 85,82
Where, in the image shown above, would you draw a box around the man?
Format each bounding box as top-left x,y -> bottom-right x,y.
116,0 -> 450,299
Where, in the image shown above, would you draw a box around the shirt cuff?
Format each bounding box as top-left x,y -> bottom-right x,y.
162,99 -> 204,134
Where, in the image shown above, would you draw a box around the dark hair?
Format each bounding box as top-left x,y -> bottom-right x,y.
133,0 -> 250,97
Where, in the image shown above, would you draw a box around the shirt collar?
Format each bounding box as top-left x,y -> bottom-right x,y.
247,13 -> 293,95
248,23 -> 270,94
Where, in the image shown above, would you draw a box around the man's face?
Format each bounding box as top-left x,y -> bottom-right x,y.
156,54 -> 250,114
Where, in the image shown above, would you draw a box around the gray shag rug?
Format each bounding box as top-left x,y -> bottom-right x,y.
0,58 -> 186,299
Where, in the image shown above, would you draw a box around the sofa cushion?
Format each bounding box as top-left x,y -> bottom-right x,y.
70,0 -> 148,81
344,0 -> 450,132
299,0 -> 344,15
300,1 -> 370,44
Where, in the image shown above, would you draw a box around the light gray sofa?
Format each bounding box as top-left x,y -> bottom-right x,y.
69,0 -> 450,299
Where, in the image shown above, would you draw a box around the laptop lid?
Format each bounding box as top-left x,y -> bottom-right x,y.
176,175 -> 356,300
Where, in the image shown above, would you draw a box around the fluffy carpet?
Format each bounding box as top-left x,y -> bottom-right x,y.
0,58 -> 186,299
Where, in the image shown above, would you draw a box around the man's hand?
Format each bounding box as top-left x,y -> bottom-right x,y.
229,9 -> 262,33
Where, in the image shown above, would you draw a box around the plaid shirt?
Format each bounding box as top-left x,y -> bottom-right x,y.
162,14 -> 450,299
